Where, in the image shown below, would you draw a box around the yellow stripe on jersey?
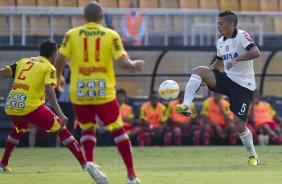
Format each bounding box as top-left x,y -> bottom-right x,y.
59,22 -> 128,105
5,56 -> 56,116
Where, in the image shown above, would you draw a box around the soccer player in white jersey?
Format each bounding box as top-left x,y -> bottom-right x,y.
176,11 -> 260,165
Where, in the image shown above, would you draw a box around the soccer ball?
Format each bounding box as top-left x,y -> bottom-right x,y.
159,80 -> 180,100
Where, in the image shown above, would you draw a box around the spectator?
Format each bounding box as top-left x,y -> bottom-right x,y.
95,115 -> 113,146
121,0 -> 145,46
201,93 -> 237,145
117,89 -> 138,135
164,91 -> 200,146
57,62 -> 71,102
28,125 -> 37,147
248,90 -> 282,145
138,91 -> 167,146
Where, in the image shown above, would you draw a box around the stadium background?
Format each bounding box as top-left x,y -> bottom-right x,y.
0,0 -> 282,147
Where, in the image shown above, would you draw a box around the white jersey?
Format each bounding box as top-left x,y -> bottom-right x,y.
216,29 -> 256,91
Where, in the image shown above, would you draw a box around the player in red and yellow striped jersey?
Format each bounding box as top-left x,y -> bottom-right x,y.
248,90 -> 282,144
55,2 -> 144,184
0,41 -> 101,180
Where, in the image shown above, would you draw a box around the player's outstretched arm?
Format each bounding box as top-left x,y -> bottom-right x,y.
0,67 -> 12,80
54,53 -> 67,92
116,56 -> 144,72
45,84 -> 68,126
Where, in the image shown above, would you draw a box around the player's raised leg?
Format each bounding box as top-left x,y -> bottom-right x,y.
176,66 -> 216,116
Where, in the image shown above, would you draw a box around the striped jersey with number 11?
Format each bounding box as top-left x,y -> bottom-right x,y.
59,22 -> 128,105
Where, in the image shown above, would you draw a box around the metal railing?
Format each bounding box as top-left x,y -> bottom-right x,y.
0,7 -> 281,46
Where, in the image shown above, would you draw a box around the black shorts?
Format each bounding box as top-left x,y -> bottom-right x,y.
208,69 -> 254,122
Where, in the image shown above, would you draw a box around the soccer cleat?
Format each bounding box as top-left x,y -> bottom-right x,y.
0,163 -> 11,172
175,104 -> 191,117
85,162 -> 109,184
128,176 -> 141,184
82,163 -> 101,171
248,156 -> 259,166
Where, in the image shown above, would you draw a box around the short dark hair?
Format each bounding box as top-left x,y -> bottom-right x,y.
39,40 -> 57,58
117,89 -> 126,96
84,2 -> 103,22
219,10 -> 238,26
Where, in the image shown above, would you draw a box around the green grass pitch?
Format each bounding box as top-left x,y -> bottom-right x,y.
1,146 -> 282,184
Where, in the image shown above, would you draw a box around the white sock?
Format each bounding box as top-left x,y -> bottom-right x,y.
183,74 -> 202,106
239,128 -> 258,158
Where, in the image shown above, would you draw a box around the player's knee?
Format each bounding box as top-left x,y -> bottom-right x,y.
192,66 -> 210,77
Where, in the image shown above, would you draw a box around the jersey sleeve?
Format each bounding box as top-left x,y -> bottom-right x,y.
216,46 -> 223,60
59,30 -> 72,58
5,62 -> 17,78
239,31 -> 256,51
45,66 -> 57,88
200,100 -> 210,116
111,30 -> 128,61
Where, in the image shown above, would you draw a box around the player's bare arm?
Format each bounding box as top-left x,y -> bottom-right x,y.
54,52 -> 67,92
116,56 -> 144,72
210,59 -> 224,71
227,46 -> 260,70
0,67 -> 11,80
45,84 -> 68,126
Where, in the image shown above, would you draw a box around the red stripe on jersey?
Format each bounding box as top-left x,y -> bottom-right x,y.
83,37 -> 88,62
95,37 -> 100,62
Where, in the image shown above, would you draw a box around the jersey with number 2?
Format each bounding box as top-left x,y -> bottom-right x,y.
5,56 -> 56,116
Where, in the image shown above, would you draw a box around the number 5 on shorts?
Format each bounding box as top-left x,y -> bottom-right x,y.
238,103 -> 247,116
